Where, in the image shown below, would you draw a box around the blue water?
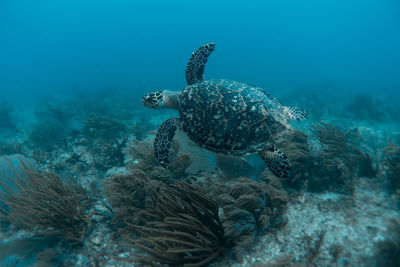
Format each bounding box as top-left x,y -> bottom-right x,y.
1,1 -> 400,266
1,0 -> 399,103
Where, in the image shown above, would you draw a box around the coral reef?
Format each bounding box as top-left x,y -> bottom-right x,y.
308,122 -> 360,193
0,102 -> 15,129
0,158 -> 93,246
0,139 -> 26,156
126,139 -> 193,182
129,115 -> 156,141
103,174 -> 150,228
83,115 -> 126,141
381,144 -> 400,193
209,176 -> 288,260
345,93 -> 390,122
90,137 -> 128,171
277,130 -> 312,187
123,181 -> 226,266
28,118 -> 69,152
34,101 -> 76,125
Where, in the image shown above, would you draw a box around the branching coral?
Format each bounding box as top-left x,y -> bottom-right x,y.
103,174 -> 153,227
309,122 -> 360,193
210,176 -> 288,259
123,181 -> 225,266
381,144 -> 400,192
0,158 -> 93,245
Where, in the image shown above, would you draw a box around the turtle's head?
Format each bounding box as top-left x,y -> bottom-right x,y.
142,90 -> 164,108
142,90 -> 179,109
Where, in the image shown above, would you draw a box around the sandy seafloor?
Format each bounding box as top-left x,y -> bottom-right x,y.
0,95 -> 399,267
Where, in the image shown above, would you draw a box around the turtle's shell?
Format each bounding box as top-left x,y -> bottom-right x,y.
178,79 -> 288,155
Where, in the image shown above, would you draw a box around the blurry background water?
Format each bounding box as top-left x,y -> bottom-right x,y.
1,0 -> 399,104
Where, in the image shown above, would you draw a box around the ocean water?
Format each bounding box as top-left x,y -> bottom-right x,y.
1,1 -> 400,266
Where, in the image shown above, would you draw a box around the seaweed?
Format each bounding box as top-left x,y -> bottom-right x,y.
123,181 -> 226,266
0,158 -> 93,246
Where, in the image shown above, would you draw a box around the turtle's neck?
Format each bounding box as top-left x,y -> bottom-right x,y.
163,90 -> 180,109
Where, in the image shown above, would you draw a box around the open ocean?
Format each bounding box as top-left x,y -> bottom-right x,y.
1,1 -> 400,266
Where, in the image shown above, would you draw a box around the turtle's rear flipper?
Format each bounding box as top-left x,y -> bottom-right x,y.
154,118 -> 179,168
258,146 -> 290,179
185,43 -> 216,85
284,106 -> 308,121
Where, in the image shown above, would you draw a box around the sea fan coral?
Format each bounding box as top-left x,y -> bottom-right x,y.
123,181 -> 226,266
0,158 -> 93,245
103,173 -> 151,227
309,122 -> 359,193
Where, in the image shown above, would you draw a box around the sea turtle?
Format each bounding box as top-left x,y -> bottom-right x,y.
142,43 -> 307,178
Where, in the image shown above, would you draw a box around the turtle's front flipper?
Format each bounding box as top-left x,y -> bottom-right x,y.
258,146 -> 290,179
284,106 -> 308,121
185,43 -> 215,85
154,118 -> 179,168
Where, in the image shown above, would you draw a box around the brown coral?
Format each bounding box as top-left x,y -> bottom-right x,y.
0,158 -> 92,245
124,181 -> 225,266
381,144 -> 400,192
210,176 -> 288,259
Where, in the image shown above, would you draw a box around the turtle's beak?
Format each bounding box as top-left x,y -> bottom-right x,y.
142,95 -> 154,108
